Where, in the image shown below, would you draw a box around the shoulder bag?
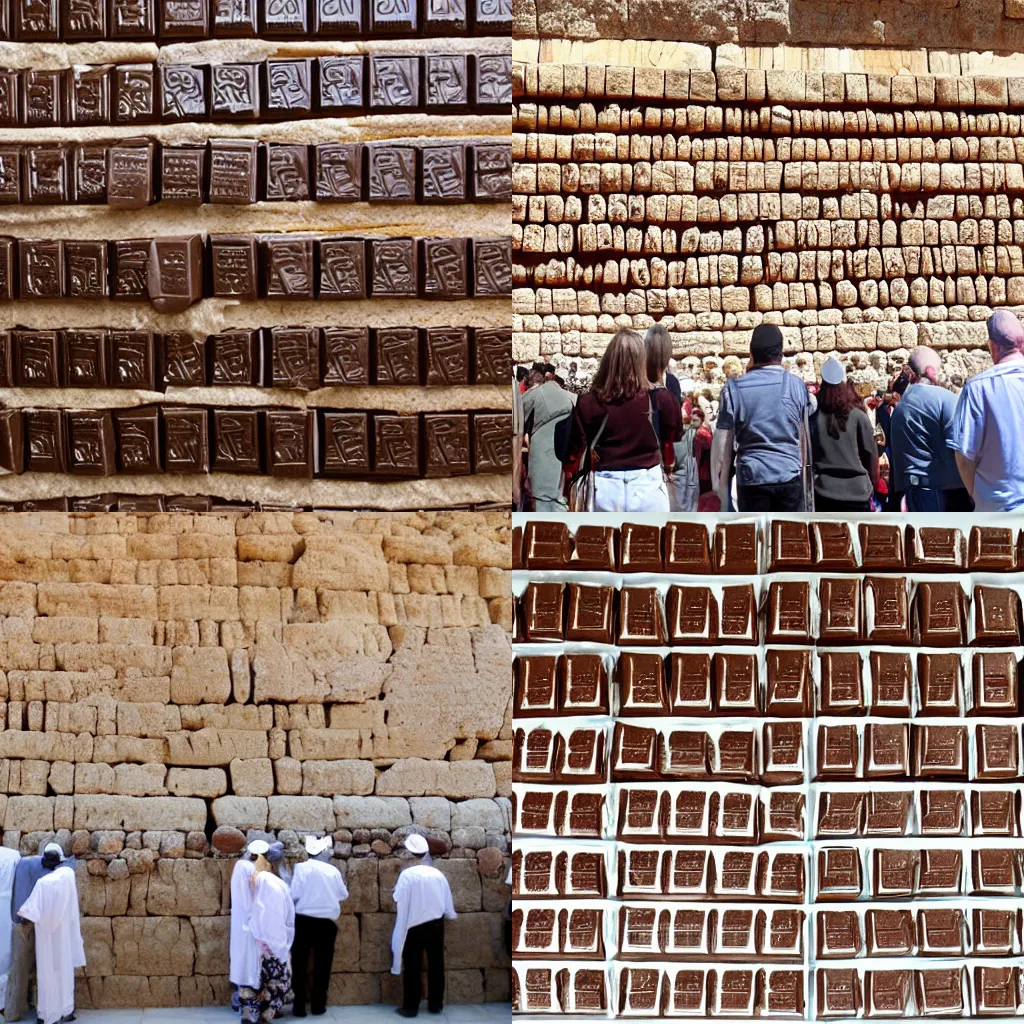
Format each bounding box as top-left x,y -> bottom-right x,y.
567,414 -> 609,512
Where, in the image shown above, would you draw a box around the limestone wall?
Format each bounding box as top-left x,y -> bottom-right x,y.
512,35 -> 1024,394
0,510 -> 513,1009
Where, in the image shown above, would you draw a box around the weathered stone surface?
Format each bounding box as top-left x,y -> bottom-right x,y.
170,648 -> 231,705
191,916 -> 230,977
376,760 -> 496,799
211,827 -> 246,856
146,860 -> 223,917
333,797 -> 412,830
266,796 -> 334,831
166,768 -> 228,799
73,797 -> 207,832
229,758 -> 275,798
211,798 -> 268,831
410,798 -> 452,830
113,917 -> 196,977
302,761 -> 376,797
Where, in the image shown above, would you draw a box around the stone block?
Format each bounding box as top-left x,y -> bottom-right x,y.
332,796 -> 411,830
291,536 -> 389,592
267,796 -> 334,831
81,917 -> 114,977
435,858 -> 483,913
146,860 -> 223,916
302,761 -> 375,796
229,758 -> 275,797
359,914 -> 394,972
451,798 -> 506,831
166,768 -> 228,798
166,729 -> 269,766
445,913 -> 500,969
191,916 -> 230,976
113,917 -> 195,977
5,796 -> 52,832
211,797 -> 268,830
342,857 -> 379,914
169,648 -> 231,705
329,916 -> 360,972
112,764 -> 168,797
73,796 -> 206,832
326,972 -> 381,1005
410,797 -> 452,830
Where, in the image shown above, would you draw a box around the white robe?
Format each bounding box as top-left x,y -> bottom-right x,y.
390,864 -> 457,974
0,846 -> 20,1008
248,872 -> 295,964
17,866 -> 84,1024
229,859 -> 260,989
290,859 -> 349,919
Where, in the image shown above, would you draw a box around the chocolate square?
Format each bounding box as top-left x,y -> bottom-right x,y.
0,72 -> 16,127
970,526 -> 1018,570
423,413 -> 471,477
474,327 -> 512,384
68,66 -> 110,125
369,56 -> 420,108
212,408 -> 262,473
13,329 -> 61,386
916,581 -> 967,646
160,64 -> 207,121
165,495 -> 212,511
370,0 -> 417,32
473,236 -> 512,295
112,239 -> 150,299
261,0 -> 307,32
107,140 -> 154,208
977,724 -> 1020,779
212,0 -> 257,34
370,237 -> 417,297
162,332 -> 205,387
209,330 -> 261,385
424,0 -> 466,32
18,498 -> 68,510
264,409 -> 313,478
322,327 -> 368,385
24,408 -> 66,472
425,327 -> 469,384
113,64 -> 157,122
117,495 -> 165,512
422,237 -> 468,298
367,145 -> 416,201
22,69 -> 63,127
160,146 -> 206,203
312,0 -> 360,31
476,54 -> 512,106
64,0 -> 106,38
67,410 -> 115,475
72,145 -> 107,203
0,240 -> 15,300
475,0 -> 511,27
20,240 -> 64,298
269,325 -> 319,390
314,143 -> 362,200
375,327 -> 420,384
0,408 -> 23,474
265,143 -> 310,201
320,411 -> 369,475
116,406 -> 161,473
0,148 -> 21,204
473,413 -> 512,473
23,146 -> 67,203
110,330 -> 157,390
319,238 -> 367,297
421,144 -> 466,202
14,0 -> 58,40
426,54 -> 469,107
163,406 -> 209,473
210,234 -> 258,298
110,0 -> 155,37
211,64 -> 259,119
66,240 -> 109,298
317,56 -> 364,111
209,139 -> 258,203
472,142 -> 511,201
374,414 -> 420,476
264,59 -> 312,115
148,234 -> 203,313
160,0 -> 208,37
263,236 -> 314,298
0,331 -> 11,386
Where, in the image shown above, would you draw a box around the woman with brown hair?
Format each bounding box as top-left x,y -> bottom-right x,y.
809,358 -> 879,511
564,328 -> 682,511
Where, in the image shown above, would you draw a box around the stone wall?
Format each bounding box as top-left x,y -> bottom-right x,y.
0,510 -> 513,1009
512,36 -> 1024,395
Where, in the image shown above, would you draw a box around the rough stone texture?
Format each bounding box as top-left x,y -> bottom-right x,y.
0,512 -> 512,1008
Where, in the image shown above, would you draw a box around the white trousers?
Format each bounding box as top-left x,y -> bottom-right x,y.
594,465 -> 670,512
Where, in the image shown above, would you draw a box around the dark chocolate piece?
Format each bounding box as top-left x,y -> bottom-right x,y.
162,332 -> 205,387
972,789 -> 1016,836
720,584 -> 756,642
313,0 -> 361,33
870,651 -> 912,716
0,148 -> 21,205
111,239 -> 150,299
369,55 -> 419,108
819,577 -> 862,642
69,66 -> 110,125
64,0 -> 106,38
473,413 -> 512,473
65,241 -> 108,299
473,236 -> 512,296
210,234 -> 258,299
859,523 -> 905,568
320,411 -> 368,475
209,330 -> 261,386
109,330 -> 156,390
765,794 -> 805,842
473,327 -> 511,384
370,237 -> 417,297
817,913 -> 862,960
14,0 -> 59,41
766,580 -> 810,643
423,413 -> 471,477
715,653 -> 759,714
160,64 -> 207,121
160,0 -> 208,37
874,849 -> 918,897
107,139 -> 154,209
662,522 -> 710,572
523,522 -> 571,570
111,0 -> 155,38
974,966 -> 1017,1014
423,236 -> 468,298
118,495 -> 165,512
314,143 -> 362,200
565,584 -> 615,645
970,525 -> 1018,570
972,651 -> 1019,714
71,145 -> 107,204
819,651 -> 864,715
421,144 -> 467,202
973,848 -> 1018,893
916,581 -> 967,646
476,54 -> 512,106
811,521 -> 858,568
619,523 -> 662,572
425,327 -> 469,385
212,408 -> 261,473
426,54 -> 469,107
148,235 -> 203,313
474,0 -> 511,30
317,57 -> 364,112
370,0 -> 417,34
915,969 -> 964,1017
0,239 -> 13,300
562,654 -> 607,713
572,525 -> 616,571
264,409 -> 313,478
23,69 -> 63,127
864,723 -> 909,777
265,143 -> 310,201
425,0 -> 466,32
973,585 -> 1022,645
914,724 -> 968,778
918,652 -> 962,715
269,325 -> 319,389
765,648 -> 812,716
263,236 -> 314,299
113,64 -> 157,123
513,655 -> 557,716
20,240 -> 64,298
13,330 -> 61,387
919,908 -> 965,955
521,582 -> 564,642
817,847 -> 861,899
770,520 -> 812,569
911,526 -> 966,569
866,913 -> 914,956
264,59 -> 312,117
0,331 -> 12,386
472,142 -> 512,201
116,406 -> 161,473
23,146 -> 66,204
66,410 -> 115,475
163,406 -> 209,473
816,724 -> 858,778
375,327 -> 419,385
974,909 -> 1016,954
0,409 -> 23,473
211,64 -> 259,120
209,139 -> 258,203
24,408 -> 66,472
668,652 -> 711,714
816,791 -> 863,837
713,522 -> 757,574
920,790 -> 965,836
160,146 -> 206,203
18,499 -> 68,511
618,587 -> 664,646
977,723 -> 1019,778
368,144 -> 416,202
261,0 -> 307,33
864,576 -> 910,642
322,327 -> 368,385
319,238 -> 367,298
666,586 -> 717,645
374,413 -> 420,476
70,495 -> 117,511
0,74 -> 16,128
212,0 -> 257,34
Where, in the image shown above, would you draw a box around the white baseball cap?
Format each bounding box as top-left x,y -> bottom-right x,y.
305,835 -> 332,857
247,840 -> 270,856
42,843 -> 64,862
821,358 -> 846,385
404,834 -> 429,855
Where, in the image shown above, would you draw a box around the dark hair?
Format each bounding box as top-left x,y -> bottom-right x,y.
644,324 -> 672,385
516,367 -> 529,383
750,324 -> 783,364
818,380 -> 860,440
591,329 -> 651,404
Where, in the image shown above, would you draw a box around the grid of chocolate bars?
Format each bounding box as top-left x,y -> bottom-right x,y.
512,517 -> 1024,1019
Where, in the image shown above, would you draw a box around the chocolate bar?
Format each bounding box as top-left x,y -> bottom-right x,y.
269,326 -> 320,390
374,414 -> 420,476
24,409 -> 67,472
969,525 -> 1018,570
264,60 -> 312,116
66,410 -> 115,475
973,585 -> 1022,645
148,235 -> 202,312
618,588 -> 665,646
209,140 -> 258,203
819,577 -> 862,642
116,406 -> 161,473
161,146 -> 206,203
109,330 -> 157,390
264,409 -> 313,478
320,412 -> 369,476
212,408 -> 262,473
265,143 -> 310,201
770,520 -> 811,569
424,414 -> 471,476
916,581 -> 967,646
859,523 -> 905,568
819,652 -> 864,714
163,407 -> 210,473
375,327 -> 420,385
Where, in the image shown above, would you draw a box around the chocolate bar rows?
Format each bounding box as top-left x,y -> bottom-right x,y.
0,326 -> 512,389
0,406 -> 512,478
0,140 -> 510,206
1,0 -> 511,40
0,495 -> 510,511
0,55 -> 510,128
0,234 -> 512,303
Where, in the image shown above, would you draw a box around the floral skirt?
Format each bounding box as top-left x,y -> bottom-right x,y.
239,955 -> 293,1023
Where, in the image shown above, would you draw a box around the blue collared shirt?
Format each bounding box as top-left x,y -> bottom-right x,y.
889,383 -> 962,491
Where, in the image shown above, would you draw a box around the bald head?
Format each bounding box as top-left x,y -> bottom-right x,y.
987,310 -> 1024,360
907,346 -> 940,383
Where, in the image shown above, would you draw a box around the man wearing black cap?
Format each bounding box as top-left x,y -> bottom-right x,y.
711,324 -> 811,511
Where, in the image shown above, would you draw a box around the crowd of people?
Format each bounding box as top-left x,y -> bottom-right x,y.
513,308 -> 1024,513
0,832 -> 478,1024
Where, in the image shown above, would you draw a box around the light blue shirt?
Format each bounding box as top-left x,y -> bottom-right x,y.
949,361 -> 1024,511
889,383 -> 962,491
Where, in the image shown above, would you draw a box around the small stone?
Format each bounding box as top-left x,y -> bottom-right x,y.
107,859 -> 129,881
212,826 -> 246,856
159,832 -> 186,859
185,831 -> 207,853
370,840 -> 391,856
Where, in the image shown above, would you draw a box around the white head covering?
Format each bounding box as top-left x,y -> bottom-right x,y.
404,834 -> 429,856
821,358 -> 846,385
305,835 -> 332,858
247,839 -> 269,856
42,843 -> 64,863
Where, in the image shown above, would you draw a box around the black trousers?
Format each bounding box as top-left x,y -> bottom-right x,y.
403,917 -> 446,1013
736,477 -> 805,512
814,493 -> 871,511
291,914 -> 337,1014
